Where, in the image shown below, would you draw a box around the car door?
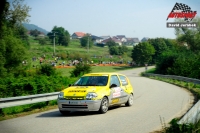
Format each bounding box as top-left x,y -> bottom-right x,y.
109,75 -> 124,105
118,75 -> 131,102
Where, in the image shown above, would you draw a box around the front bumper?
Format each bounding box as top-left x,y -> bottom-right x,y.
58,99 -> 102,112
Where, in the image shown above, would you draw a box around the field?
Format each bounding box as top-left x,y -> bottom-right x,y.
29,37 -> 132,62
28,36 -> 134,76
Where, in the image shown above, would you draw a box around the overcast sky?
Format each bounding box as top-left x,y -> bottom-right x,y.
23,0 -> 200,40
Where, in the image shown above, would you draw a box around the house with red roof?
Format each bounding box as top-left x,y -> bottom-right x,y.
71,32 -> 86,39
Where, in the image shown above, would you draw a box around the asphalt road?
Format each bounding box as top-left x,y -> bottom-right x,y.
0,67 -> 194,133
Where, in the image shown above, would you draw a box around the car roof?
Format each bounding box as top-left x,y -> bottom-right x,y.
83,72 -> 124,76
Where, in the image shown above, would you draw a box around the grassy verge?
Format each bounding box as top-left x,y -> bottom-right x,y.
143,68 -> 200,133
0,100 -> 57,121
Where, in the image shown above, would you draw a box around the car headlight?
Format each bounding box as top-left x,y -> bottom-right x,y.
86,92 -> 98,100
58,92 -> 64,99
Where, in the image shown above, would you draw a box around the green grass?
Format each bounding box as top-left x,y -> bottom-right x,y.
145,68 -> 156,73
57,66 -> 137,77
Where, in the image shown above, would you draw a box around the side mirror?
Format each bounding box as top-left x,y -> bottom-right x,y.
110,84 -> 117,88
69,84 -> 72,87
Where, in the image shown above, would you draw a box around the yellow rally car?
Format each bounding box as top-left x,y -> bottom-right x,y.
57,72 -> 134,114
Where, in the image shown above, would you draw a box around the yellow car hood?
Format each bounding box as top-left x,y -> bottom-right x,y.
63,86 -> 101,97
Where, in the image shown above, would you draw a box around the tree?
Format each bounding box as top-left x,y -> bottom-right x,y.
30,29 -> 40,37
118,45 -> 129,55
80,35 -> 93,48
70,63 -> 92,77
0,0 -> 30,77
155,16 -> 200,79
63,30 -> 70,46
131,42 -> 155,65
47,26 -> 70,46
109,46 -> 119,55
6,0 -> 31,25
106,40 -> 117,47
174,16 -> 200,52
108,45 -> 129,55
148,38 -> 168,63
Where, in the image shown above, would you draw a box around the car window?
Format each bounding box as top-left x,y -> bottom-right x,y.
119,75 -> 128,86
110,75 -> 120,87
74,76 -> 108,86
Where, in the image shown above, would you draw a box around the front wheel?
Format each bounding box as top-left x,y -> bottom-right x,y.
125,94 -> 134,106
99,97 -> 109,114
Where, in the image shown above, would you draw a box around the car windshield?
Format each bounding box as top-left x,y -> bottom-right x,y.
73,76 -> 108,86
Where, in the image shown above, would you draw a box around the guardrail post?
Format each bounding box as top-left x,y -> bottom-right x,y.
0,108 -> 4,116
46,101 -> 49,106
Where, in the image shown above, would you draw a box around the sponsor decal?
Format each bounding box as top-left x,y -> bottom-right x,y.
112,98 -> 119,104
68,90 -> 86,92
113,87 -> 121,98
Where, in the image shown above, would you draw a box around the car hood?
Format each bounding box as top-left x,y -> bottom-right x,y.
63,86 -> 102,97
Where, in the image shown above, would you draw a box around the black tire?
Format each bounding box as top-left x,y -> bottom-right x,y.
59,110 -> 71,115
125,94 -> 134,106
99,97 -> 109,114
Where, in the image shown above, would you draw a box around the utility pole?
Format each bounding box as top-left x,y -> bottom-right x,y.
87,36 -> 89,53
53,32 -> 55,55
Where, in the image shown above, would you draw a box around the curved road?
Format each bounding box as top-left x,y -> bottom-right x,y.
0,67 -> 194,133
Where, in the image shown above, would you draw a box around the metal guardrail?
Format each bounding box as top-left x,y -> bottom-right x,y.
143,73 -> 200,124
178,100 -> 200,124
144,73 -> 200,85
0,92 -> 59,109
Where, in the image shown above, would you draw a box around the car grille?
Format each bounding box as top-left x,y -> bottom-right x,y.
64,96 -> 85,100
62,104 -> 88,109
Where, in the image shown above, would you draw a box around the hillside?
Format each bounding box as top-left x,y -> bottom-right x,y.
23,23 -> 49,35
28,37 -> 133,66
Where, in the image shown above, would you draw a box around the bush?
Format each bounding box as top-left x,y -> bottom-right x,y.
70,63 -> 92,77
156,49 -> 200,79
68,53 -> 90,61
38,64 -> 56,76
96,43 -> 105,47
164,118 -> 195,133
109,46 -> 119,55
169,52 -> 200,79
56,53 -> 68,60
38,38 -> 47,45
156,49 -> 179,74
0,74 -> 78,98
